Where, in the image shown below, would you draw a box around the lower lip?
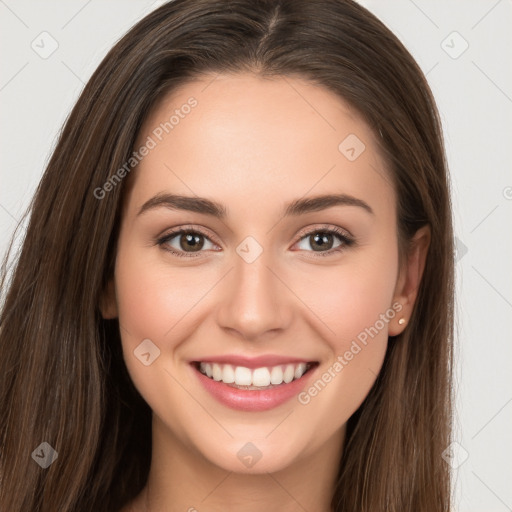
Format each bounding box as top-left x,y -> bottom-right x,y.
192,364 -> 318,412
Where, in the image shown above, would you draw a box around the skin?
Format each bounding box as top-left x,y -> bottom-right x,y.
102,73 -> 430,512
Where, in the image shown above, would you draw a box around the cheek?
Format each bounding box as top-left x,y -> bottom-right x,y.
294,247 -> 398,346
113,248 -> 209,429
112,248 -> 188,385
337,269 -> 395,346
292,256 -> 396,436
114,248 -> 203,345
291,241 -> 398,409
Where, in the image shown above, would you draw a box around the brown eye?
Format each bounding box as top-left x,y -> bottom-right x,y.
308,232 -> 336,251
157,228 -> 218,257
178,232 -> 205,252
295,227 -> 353,256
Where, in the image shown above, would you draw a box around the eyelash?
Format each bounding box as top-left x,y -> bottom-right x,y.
155,225 -> 355,259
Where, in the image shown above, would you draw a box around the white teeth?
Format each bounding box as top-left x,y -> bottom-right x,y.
212,363 -> 222,381
198,361 -> 313,387
222,364 -> 235,384
294,363 -> 307,379
252,367 -> 271,387
270,366 -> 284,385
234,366 -> 252,386
283,364 -> 295,383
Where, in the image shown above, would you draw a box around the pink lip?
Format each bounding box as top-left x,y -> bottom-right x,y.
190,361 -> 319,412
190,354 -> 314,369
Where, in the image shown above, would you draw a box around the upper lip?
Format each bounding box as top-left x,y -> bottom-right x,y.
191,354 -> 318,369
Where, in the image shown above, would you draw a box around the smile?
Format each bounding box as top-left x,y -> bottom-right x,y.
197,361 -> 313,389
190,357 -> 319,411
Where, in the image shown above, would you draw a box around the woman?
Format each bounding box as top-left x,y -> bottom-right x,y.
0,1 -> 454,510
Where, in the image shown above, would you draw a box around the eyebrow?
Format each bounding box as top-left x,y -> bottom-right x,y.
137,192 -> 374,218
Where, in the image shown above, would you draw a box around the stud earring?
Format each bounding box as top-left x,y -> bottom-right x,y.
398,317 -> 406,325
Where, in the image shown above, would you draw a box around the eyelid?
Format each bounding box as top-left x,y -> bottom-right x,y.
156,223 -> 355,258
294,223 -> 353,241
158,224 -> 222,246
290,224 -> 355,258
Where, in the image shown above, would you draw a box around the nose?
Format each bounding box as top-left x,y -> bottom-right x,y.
216,249 -> 293,342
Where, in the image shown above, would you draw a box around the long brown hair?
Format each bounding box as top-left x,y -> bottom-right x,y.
0,1 -> 454,510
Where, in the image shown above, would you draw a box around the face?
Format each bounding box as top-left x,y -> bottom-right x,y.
103,72 -> 411,474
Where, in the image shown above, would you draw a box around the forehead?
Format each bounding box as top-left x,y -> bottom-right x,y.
127,72 -> 394,220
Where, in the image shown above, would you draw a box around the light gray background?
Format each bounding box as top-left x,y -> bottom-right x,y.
1,1 -> 511,511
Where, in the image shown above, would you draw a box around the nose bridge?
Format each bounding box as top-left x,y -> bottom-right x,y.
216,240 -> 290,340
235,249 -> 274,299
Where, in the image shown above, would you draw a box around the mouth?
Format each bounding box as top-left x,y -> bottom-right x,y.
190,359 -> 319,411
192,361 -> 318,390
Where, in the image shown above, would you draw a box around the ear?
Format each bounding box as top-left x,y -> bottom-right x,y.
99,278 -> 118,319
388,225 -> 431,336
